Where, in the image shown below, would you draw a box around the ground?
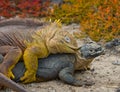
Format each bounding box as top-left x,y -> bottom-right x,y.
0,23 -> 120,92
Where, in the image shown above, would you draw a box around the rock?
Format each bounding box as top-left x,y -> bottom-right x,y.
105,39 -> 120,49
116,88 -> 120,92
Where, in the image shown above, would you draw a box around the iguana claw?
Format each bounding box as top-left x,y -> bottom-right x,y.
20,71 -> 36,83
0,66 -> 15,79
73,80 -> 95,86
8,70 -> 15,79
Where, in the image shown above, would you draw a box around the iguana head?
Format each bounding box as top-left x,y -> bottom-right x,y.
80,42 -> 104,59
44,20 -> 80,54
47,30 -> 80,54
75,42 -> 104,70
32,20 -> 80,54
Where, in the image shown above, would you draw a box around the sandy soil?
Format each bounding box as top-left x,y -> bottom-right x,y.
0,23 -> 120,92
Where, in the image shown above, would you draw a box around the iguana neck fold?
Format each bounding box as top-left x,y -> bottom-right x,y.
74,51 -> 93,70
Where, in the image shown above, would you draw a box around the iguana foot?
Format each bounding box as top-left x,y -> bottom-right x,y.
59,66 -> 95,86
73,79 -> 95,86
0,46 -> 22,79
8,70 -> 15,79
20,71 -> 36,83
0,66 -> 15,79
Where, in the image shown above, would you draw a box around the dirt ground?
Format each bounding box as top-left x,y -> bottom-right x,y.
0,22 -> 120,92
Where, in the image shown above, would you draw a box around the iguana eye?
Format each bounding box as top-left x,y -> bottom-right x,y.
64,36 -> 71,43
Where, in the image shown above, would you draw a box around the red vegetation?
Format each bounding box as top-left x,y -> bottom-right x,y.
0,0 -> 50,18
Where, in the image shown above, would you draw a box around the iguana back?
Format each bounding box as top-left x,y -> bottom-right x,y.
0,18 -> 46,50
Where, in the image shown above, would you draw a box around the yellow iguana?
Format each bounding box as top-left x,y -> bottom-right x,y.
0,19 -> 80,83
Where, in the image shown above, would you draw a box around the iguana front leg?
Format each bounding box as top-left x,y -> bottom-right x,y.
20,45 -> 48,83
0,46 -> 22,79
59,62 -> 94,86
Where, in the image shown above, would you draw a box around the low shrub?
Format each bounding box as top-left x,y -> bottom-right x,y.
0,0 -> 50,18
80,0 -> 120,41
49,0 -> 120,41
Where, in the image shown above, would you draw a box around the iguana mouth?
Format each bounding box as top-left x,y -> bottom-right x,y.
64,42 -> 81,50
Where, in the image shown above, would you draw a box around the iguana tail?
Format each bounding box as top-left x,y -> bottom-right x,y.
0,73 -> 29,92
0,17 -> 45,27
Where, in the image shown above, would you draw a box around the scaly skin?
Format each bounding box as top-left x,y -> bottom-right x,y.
0,18 -> 80,83
0,18 -> 104,91
12,42 -> 103,86
0,17 -> 45,27
12,53 -> 94,86
0,41 -> 103,91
